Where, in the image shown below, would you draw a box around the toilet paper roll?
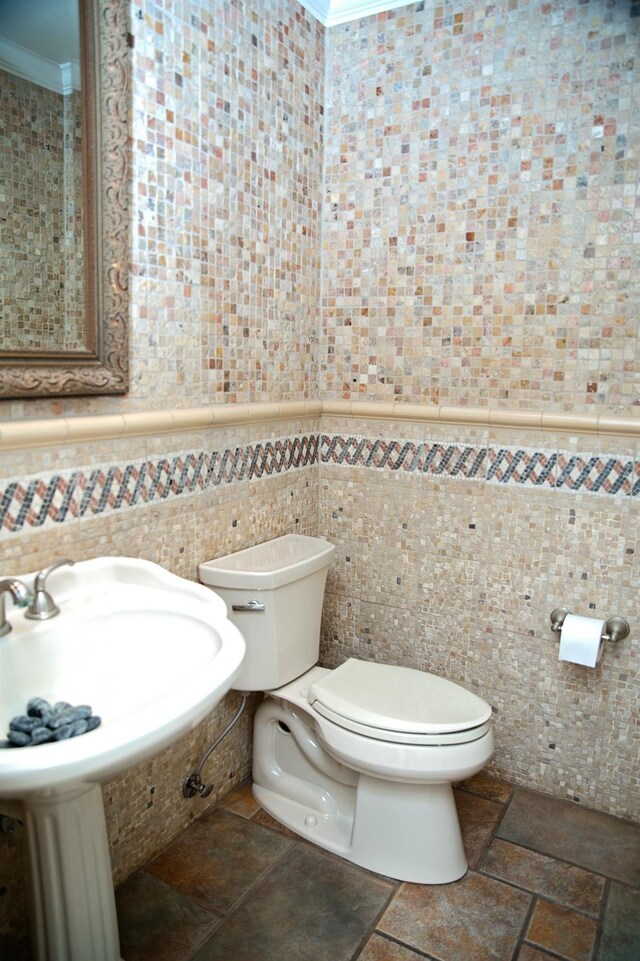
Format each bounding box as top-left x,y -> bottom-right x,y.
558,614 -> 605,667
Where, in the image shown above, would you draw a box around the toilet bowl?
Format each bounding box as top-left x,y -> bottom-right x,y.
199,534 -> 494,884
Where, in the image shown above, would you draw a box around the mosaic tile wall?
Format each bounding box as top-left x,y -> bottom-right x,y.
61,89 -> 86,350
321,0 -> 640,411
0,0 -> 325,942
0,72 -> 66,351
129,0 -> 324,408
0,419 -> 319,946
318,417 -> 640,823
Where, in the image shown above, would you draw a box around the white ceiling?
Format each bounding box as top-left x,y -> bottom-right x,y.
299,0 -> 414,27
0,0 -> 79,64
0,0 -> 80,93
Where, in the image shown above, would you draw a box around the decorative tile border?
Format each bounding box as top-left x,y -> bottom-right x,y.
0,435 -> 318,536
320,435 -> 638,497
1,431 -> 636,537
320,435 -> 488,479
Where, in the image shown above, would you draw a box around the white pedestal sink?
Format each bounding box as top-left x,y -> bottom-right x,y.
0,557 -> 246,961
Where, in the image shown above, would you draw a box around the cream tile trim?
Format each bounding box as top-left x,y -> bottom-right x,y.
0,401 -> 322,452
320,401 -> 640,437
1,399 -> 638,452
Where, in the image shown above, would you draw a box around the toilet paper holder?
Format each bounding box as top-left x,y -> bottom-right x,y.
550,608 -> 630,644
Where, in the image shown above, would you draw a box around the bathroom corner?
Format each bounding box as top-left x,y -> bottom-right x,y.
1,0 -> 639,957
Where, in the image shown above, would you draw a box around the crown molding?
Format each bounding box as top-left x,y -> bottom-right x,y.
299,0 -> 413,27
0,37 -> 80,94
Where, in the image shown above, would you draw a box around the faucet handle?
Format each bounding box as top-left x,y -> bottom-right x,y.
26,559 -> 75,621
0,579 -> 32,637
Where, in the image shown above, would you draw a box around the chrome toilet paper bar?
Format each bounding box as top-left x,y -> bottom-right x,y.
550,608 -> 630,644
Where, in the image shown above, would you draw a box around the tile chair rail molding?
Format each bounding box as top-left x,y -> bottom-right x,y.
1,400 -> 640,454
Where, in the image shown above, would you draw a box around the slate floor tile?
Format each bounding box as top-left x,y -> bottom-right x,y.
252,805 -> 303,841
218,781 -> 260,819
457,772 -> 513,804
496,789 -> 640,887
356,933 -> 428,961
116,871 -> 221,961
480,838 -> 605,915
378,871 -> 531,961
516,947 -> 564,961
597,882 -> 640,961
191,842 -> 395,961
455,789 -> 505,868
146,808 -> 291,913
525,899 -> 597,961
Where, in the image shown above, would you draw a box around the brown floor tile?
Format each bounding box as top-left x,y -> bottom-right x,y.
252,805 -> 303,841
525,899 -> 597,961
480,838 -> 605,915
596,882 -> 640,961
516,947 -> 563,961
191,842 -> 394,961
454,789 -> 504,868
146,808 -> 291,914
116,871 -> 221,961
457,771 -> 513,804
378,871 -> 531,961
496,789 -> 640,887
356,933 -> 428,960
218,781 -> 260,819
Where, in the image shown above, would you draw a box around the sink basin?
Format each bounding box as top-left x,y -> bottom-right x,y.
0,556 -> 245,798
0,556 -> 246,961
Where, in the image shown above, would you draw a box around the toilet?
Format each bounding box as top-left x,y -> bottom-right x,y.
199,534 -> 494,884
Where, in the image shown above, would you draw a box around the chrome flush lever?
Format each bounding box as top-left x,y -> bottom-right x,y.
25,559 -> 75,621
231,599 -> 265,613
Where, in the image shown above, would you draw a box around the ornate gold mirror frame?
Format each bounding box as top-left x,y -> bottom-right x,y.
0,0 -> 129,398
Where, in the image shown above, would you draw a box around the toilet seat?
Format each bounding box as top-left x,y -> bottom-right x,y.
308,658 -> 492,746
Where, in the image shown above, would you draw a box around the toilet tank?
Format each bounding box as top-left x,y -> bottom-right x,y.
199,534 -> 335,692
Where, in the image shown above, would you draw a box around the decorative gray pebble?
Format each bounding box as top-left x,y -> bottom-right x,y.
7,700 -> 101,747
73,705 -> 93,720
69,719 -> 88,737
27,698 -> 52,718
48,713 -> 72,730
50,724 -> 73,741
30,727 -> 52,745
10,716 -> 41,734
7,731 -> 31,747
61,707 -> 91,724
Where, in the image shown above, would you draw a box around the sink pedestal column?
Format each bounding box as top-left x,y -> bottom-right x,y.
23,783 -> 121,961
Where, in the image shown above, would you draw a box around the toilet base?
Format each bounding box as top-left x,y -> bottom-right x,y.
252,695 -> 472,884
254,776 -> 467,884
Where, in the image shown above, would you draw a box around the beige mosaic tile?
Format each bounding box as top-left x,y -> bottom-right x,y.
0,449 -> 319,941
321,2 -> 640,413
320,592 -> 417,671
0,72 -> 85,354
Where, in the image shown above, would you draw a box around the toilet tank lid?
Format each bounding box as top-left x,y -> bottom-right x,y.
199,534 -> 335,590
309,658 -> 493,735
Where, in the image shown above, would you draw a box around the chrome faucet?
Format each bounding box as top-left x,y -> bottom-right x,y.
25,559 -> 75,621
0,580 -> 31,637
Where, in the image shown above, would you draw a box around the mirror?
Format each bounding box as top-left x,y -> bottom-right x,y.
0,0 -> 128,397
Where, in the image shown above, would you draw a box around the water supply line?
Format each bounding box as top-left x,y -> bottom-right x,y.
182,694 -> 248,798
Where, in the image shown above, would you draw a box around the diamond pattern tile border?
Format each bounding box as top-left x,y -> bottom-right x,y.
2,432 -> 636,537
